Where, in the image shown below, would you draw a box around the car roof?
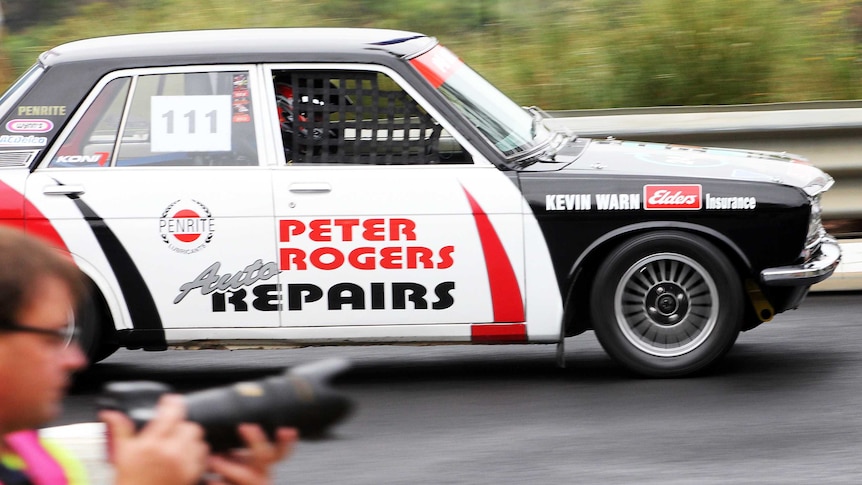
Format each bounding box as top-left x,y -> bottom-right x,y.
39,28 -> 436,68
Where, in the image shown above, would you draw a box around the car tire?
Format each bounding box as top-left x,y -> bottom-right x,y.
76,291 -> 119,364
590,231 -> 743,377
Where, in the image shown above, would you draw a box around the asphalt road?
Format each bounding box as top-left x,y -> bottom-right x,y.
57,292 -> 862,484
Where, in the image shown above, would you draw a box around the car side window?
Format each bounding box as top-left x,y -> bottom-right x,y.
272,69 -> 471,165
49,77 -> 130,167
50,70 -> 258,168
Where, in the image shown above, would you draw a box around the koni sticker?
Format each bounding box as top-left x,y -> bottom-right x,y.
159,199 -> 215,254
53,152 -> 110,166
5,119 -> 54,133
644,184 -> 702,210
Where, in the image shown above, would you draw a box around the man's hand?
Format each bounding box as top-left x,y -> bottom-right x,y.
100,394 -> 209,485
205,425 -> 298,485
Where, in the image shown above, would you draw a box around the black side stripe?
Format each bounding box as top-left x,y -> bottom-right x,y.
67,194 -> 166,341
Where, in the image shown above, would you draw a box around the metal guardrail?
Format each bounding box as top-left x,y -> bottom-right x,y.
548,101 -> 862,290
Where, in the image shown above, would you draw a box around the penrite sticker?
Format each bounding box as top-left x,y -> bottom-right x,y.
159,199 -> 215,254
16,105 -> 66,116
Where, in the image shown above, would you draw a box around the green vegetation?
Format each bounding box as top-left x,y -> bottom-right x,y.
2,0 -> 862,109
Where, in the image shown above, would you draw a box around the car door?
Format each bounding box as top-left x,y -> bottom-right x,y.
265,65 -> 526,336
24,66 -> 279,331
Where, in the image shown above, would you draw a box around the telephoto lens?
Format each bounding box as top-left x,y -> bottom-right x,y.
98,358 -> 353,451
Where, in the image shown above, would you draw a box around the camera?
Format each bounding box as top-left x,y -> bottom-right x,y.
98,359 -> 353,451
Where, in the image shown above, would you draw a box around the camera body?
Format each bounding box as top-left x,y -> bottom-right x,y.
98,359 -> 353,451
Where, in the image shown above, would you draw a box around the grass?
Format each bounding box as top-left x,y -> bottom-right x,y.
1,0 -> 861,109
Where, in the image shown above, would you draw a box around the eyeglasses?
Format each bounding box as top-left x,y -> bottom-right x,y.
0,320 -> 79,348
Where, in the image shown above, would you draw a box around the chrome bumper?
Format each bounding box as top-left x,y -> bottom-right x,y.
760,237 -> 842,287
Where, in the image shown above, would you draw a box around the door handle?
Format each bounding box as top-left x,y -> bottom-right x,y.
43,185 -> 85,196
288,183 -> 331,194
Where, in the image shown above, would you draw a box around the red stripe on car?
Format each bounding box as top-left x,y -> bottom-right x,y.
462,187 -> 525,323
0,180 -> 25,228
471,323 -> 527,343
0,180 -> 69,252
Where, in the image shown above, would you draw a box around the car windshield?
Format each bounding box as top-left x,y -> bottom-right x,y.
410,45 -> 552,158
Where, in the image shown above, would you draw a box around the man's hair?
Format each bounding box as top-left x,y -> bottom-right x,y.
0,226 -> 85,325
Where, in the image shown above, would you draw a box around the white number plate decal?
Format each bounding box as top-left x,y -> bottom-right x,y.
151,95 -> 232,152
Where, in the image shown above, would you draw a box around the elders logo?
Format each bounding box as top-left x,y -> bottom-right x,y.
159,199 -> 215,254
644,184 -> 702,210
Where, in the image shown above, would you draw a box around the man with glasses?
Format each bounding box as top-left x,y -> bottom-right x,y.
0,226 -> 297,484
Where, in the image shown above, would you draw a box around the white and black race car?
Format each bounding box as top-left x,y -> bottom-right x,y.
0,28 -> 840,376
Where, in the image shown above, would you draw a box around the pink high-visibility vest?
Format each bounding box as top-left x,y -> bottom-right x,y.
3,430 -> 69,485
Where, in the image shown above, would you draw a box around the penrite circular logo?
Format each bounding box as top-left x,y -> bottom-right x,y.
159,199 -> 215,254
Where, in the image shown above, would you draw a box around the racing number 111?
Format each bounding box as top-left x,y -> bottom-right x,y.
162,109 -> 218,134
150,95 -> 232,152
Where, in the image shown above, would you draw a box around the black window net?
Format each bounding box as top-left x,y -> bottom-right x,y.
278,71 -> 442,164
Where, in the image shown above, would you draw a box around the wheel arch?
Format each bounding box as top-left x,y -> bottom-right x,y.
561,222 -> 752,337
68,253 -> 124,335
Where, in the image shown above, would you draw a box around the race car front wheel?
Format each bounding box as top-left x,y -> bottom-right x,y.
590,231 -> 743,377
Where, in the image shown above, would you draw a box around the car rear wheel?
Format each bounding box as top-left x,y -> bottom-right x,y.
76,289 -> 119,364
590,231 -> 743,377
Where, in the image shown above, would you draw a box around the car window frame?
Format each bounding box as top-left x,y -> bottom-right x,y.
260,63 -> 492,169
38,64 -> 270,171
0,64 -> 44,119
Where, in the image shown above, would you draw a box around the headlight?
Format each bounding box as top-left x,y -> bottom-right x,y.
802,174 -> 834,197
801,193 -> 825,261
799,172 -> 833,262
